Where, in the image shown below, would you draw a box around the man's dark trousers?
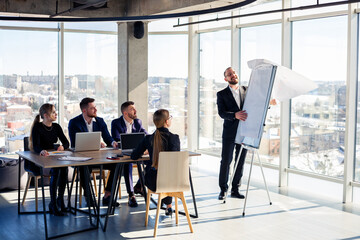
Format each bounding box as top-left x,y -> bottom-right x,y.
219,139 -> 247,192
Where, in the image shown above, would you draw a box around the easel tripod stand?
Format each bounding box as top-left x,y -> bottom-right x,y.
223,143 -> 272,216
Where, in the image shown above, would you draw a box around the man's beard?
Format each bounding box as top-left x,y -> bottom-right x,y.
87,112 -> 97,118
128,113 -> 137,120
228,78 -> 238,85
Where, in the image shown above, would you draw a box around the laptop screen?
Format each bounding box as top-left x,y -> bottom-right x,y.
119,132 -> 145,151
74,132 -> 101,152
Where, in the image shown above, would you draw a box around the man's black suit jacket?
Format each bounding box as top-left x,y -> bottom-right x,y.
217,85 -> 247,141
68,114 -> 114,148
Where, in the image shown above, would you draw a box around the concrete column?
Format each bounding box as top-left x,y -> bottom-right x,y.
118,22 -> 148,130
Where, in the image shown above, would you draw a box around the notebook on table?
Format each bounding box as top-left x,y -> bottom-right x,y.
119,132 -> 146,155
69,132 -> 101,152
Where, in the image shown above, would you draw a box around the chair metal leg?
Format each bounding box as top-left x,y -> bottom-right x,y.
22,175 -> 32,205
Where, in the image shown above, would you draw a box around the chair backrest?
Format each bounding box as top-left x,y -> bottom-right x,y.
23,136 -> 42,175
156,151 -> 190,193
24,136 -> 29,151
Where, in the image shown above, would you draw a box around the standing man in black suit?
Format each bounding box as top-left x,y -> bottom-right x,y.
217,67 -> 248,200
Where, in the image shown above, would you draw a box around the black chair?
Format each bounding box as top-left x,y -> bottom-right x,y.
22,136 -> 50,211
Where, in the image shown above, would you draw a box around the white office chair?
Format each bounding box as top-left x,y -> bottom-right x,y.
145,151 -> 193,237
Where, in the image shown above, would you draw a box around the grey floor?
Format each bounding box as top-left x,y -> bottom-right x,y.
2,156 -> 360,240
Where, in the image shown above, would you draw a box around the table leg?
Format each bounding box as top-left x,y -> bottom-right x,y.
83,166 -> 95,225
136,161 -> 147,203
18,156 -> 21,214
97,165 -> 103,228
110,166 -> 122,215
68,167 -> 77,215
188,169 -> 198,218
40,168 -> 49,240
102,163 -> 123,232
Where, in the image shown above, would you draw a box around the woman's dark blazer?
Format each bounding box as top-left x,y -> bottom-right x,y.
131,127 -> 180,191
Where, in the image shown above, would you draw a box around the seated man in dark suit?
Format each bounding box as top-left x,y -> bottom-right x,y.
111,101 -> 147,207
68,97 -> 119,206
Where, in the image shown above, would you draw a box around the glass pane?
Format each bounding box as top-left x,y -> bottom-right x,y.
64,22 -> 117,31
291,16 -> 347,178
0,30 -> 58,154
199,12 -> 232,30
64,33 -> 117,136
0,20 -> 58,28
291,0 -> 347,17
148,18 -> 188,32
239,0 -> 282,24
148,35 -> 188,148
240,24 -> 281,165
199,30 -> 231,154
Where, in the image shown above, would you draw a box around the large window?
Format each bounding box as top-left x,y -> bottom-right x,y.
240,24 -> 281,165
148,31 -> 188,148
291,0 -> 347,18
0,29 -> 58,154
198,30 -> 231,154
290,16 -> 347,178
64,29 -> 118,137
239,0 -> 282,24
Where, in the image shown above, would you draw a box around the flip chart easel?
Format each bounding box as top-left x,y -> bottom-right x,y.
223,64 -> 276,216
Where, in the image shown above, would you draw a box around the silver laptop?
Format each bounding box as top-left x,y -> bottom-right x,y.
119,132 -> 145,154
71,132 -> 101,152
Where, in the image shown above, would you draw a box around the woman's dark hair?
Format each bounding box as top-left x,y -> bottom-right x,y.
29,103 -> 54,151
151,109 -> 170,169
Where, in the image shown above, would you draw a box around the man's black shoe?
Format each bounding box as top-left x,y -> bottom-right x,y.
218,190 -> 226,200
231,191 -> 245,199
134,185 -> 143,196
102,196 -> 120,207
128,196 -> 138,208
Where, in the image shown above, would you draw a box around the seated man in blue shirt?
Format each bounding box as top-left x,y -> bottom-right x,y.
68,97 -> 119,206
111,101 -> 147,207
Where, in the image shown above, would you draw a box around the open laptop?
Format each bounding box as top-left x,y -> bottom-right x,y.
119,132 -> 146,155
70,132 -> 101,152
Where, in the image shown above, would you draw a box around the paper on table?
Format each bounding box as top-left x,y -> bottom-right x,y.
48,151 -> 72,156
58,156 -> 92,161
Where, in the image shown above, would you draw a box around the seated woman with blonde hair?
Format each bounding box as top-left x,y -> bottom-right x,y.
30,103 -> 69,216
131,109 -> 180,216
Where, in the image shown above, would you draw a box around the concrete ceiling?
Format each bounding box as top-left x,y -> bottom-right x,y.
0,0 -> 254,19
